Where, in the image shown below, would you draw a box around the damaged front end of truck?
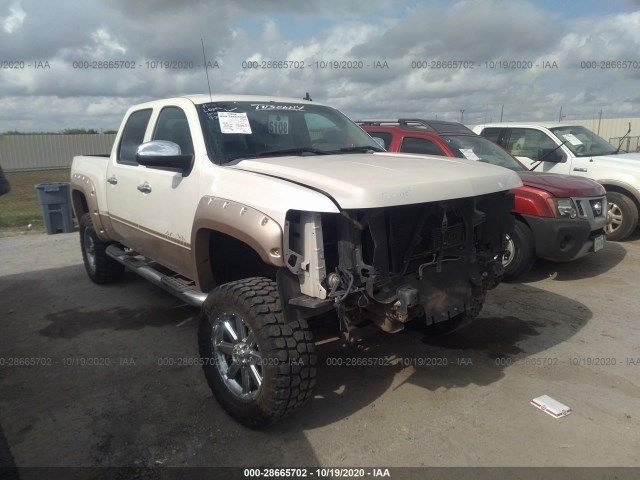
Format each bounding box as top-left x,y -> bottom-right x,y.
280,191 -> 515,341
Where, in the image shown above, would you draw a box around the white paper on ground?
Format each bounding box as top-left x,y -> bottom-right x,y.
531,394 -> 572,418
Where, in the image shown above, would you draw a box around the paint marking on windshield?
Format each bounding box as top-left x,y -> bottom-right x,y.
251,104 -> 305,111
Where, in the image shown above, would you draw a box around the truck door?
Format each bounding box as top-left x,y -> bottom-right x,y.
105,108 -> 153,243
133,105 -> 201,276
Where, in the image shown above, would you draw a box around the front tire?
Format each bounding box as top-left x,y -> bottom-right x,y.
605,192 -> 638,241
502,220 -> 535,280
198,277 -> 317,428
79,213 -> 124,284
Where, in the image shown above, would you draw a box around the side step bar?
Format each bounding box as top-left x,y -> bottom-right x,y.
106,244 -> 207,308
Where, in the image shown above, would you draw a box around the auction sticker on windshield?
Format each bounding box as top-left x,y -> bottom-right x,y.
460,148 -> 480,160
218,112 -> 252,134
562,133 -> 583,146
268,115 -> 289,134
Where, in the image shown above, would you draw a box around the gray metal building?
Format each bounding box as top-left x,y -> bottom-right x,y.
0,134 -> 116,172
1,117 -> 639,172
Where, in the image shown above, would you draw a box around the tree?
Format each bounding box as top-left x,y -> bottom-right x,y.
62,128 -> 99,135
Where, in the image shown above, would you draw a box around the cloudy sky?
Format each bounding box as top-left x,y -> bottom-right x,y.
1,0 -> 639,132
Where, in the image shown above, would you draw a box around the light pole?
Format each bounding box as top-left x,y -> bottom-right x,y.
460,109 -> 465,123
597,109 -> 603,135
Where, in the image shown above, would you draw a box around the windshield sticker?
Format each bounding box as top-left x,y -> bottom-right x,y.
251,104 -> 305,111
562,133 -> 583,146
460,148 -> 480,160
201,104 -> 237,121
218,112 -> 252,134
268,114 -> 289,135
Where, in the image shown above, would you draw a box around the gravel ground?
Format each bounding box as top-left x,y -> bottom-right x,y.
1,231 -> 639,477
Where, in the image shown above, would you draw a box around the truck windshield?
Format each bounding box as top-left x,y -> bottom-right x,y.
441,135 -> 525,171
549,126 -> 617,157
198,101 -> 384,164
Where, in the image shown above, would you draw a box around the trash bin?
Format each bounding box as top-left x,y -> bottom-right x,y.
35,182 -> 74,234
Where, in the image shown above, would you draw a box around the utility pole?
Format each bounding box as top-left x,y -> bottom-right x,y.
558,106 -> 566,122
500,104 -> 504,122
597,109 -> 603,135
460,109 -> 465,123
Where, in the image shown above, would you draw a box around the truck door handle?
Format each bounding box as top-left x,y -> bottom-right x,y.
137,182 -> 152,194
573,167 -> 588,172
107,175 -> 118,185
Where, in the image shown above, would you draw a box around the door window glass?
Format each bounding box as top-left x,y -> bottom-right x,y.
117,109 -> 152,164
399,137 -> 446,156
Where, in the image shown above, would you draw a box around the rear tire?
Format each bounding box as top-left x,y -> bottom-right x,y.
605,192 -> 638,241
198,277 -> 317,428
79,213 -> 124,284
502,220 -> 535,280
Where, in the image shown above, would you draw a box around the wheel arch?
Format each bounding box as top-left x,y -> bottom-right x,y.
70,174 -> 112,240
512,212 -> 533,233
191,197 -> 285,292
71,188 -> 89,218
599,181 -> 640,213
193,227 -> 281,292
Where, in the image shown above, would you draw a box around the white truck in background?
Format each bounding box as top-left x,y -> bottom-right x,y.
474,122 -> 640,240
70,94 -> 521,428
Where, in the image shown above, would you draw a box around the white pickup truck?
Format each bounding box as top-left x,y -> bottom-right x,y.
473,122 -> 640,240
71,94 -> 521,428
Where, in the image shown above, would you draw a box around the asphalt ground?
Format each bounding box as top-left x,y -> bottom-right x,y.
1,231 -> 639,479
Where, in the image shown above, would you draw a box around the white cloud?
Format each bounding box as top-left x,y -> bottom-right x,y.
91,28 -> 126,56
260,19 -> 281,46
1,0 -> 640,131
2,0 -> 26,34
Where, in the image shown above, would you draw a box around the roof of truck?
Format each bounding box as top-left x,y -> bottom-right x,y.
357,119 -> 475,135
132,94 -> 325,108
474,122 -> 570,129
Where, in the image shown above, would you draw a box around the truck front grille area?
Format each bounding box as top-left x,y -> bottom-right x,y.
323,191 -> 515,289
573,196 -> 607,228
431,222 -> 465,250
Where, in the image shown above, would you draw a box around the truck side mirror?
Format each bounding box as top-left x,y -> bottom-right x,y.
136,140 -> 194,174
537,148 -> 564,163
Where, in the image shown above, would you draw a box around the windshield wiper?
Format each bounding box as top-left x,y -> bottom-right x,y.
530,140 -> 568,171
333,146 -> 385,153
615,122 -> 632,154
257,147 -> 331,157
228,147 -> 331,161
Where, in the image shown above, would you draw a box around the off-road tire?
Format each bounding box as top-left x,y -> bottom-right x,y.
605,192 -> 638,241
79,213 -> 124,284
198,277 -> 317,429
421,289 -> 486,336
502,220 -> 536,280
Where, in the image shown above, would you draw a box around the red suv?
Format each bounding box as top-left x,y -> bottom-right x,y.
358,119 -> 607,279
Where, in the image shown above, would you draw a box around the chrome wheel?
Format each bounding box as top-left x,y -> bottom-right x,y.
199,278 -> 317,428
83,230 -> 96,273
605,201 -> 622,235
502,234 -> 515,268
212,311 -> 262,401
